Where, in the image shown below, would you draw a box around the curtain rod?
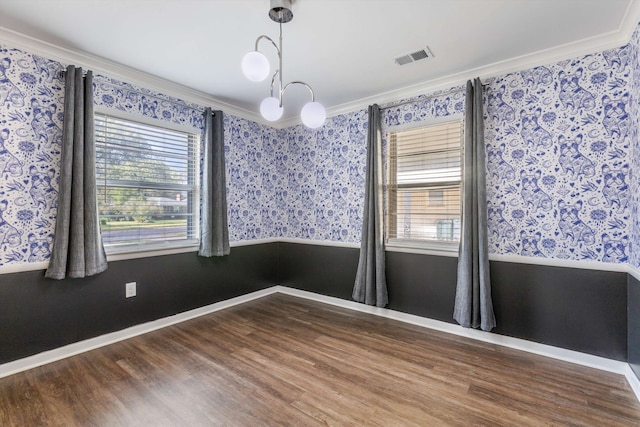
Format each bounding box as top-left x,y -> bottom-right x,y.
94,77 -> 211,115
60,70 -> 211,115
379,87 -> 464,111
63,70 -> 486,118
379,80 -> 489,111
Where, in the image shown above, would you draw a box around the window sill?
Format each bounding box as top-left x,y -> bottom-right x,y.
105,241 -> 199,262
385,239 -> 459,257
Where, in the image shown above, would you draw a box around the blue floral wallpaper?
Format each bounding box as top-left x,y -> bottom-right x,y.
281,46 -> 638,266
224,117 -> 282,241
2,21 -> 640,270
483,50 -> 632,263
0,43 -> 281,267
93,76 -> 204,129
284,43 -> 636,266
281,110 -> 369,242
0,46 -> 64,266
630,25 -> 640,270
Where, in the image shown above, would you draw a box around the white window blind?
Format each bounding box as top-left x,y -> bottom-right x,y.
387,120 -> 462,243
95,114 -> 199,250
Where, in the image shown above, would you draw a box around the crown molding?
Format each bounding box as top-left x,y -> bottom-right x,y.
0,26 -> 272,127
277,9 -> 640,129
621,0 -> 640,41
1,7 -> 640,130
317,2 -> 640,123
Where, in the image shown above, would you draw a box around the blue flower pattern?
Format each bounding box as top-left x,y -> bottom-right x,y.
629,27 -> 640,270
0,46 -> 64,265
485,37 -> 639,264
2,21 -> 640,270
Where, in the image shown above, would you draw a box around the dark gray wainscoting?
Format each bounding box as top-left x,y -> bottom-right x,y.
630,274 -> 640,379
277,242 -> 628,361
0,243 -> 277,364
490,261 -> 627,361
2,241 -> 629,367
277,242 -> 359,300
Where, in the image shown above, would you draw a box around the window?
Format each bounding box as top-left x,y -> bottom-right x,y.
386,119 -> 462,247
95,113 -> 199,252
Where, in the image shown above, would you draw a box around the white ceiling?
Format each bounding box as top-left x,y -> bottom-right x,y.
0,0 -> 637,123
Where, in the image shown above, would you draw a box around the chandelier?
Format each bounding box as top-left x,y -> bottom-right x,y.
241,0 -> 326,128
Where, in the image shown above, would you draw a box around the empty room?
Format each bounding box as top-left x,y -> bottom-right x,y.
1,0 -> 640,425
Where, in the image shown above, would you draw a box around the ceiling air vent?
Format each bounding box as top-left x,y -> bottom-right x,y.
394,47 -> 433,66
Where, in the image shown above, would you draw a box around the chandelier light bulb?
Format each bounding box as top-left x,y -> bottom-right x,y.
260,97 -> 284,121
243,0 -> 324,127
300,101 -> 326,128
241,51 -> 270,82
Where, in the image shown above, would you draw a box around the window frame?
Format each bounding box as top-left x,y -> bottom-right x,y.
384,114 -> 463,254
94,106 -> 201,257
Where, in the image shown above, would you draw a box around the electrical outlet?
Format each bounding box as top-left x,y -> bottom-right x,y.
125,282 -> 136,298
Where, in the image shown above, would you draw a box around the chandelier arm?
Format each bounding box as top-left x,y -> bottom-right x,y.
269,70 -> 280,97
278,22 -> 283,104
256,22 -> 285,105
254,35 -> 280,56
281,81 -> 316,102
244,0 -> 324,127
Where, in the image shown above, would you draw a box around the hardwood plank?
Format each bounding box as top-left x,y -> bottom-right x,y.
0,293 -> 639,426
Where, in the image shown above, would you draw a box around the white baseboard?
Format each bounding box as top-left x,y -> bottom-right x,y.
626,365 -> 640,402
274,286 -> 629,375
0,287 -> 278,379
1,284 -> 638,405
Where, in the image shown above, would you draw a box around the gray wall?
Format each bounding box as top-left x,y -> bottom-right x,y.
278,242 -> 628,361
0,243 -> 278,364
630,275 -> 640,379
0,241 -> 632,368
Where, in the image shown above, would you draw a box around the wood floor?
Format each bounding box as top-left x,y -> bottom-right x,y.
1,294 -> 639,426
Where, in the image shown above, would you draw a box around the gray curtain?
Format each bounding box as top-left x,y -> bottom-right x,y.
453,78 -> 496,331
45,65 -> 107,280
352,104 -> 388,307
199,107 -> 229,257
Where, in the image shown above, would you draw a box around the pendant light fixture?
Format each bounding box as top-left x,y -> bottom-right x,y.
241,0 -> 326,128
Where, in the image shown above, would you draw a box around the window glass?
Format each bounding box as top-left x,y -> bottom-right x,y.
95,114 -> 199,251
387,120 -> 462,244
